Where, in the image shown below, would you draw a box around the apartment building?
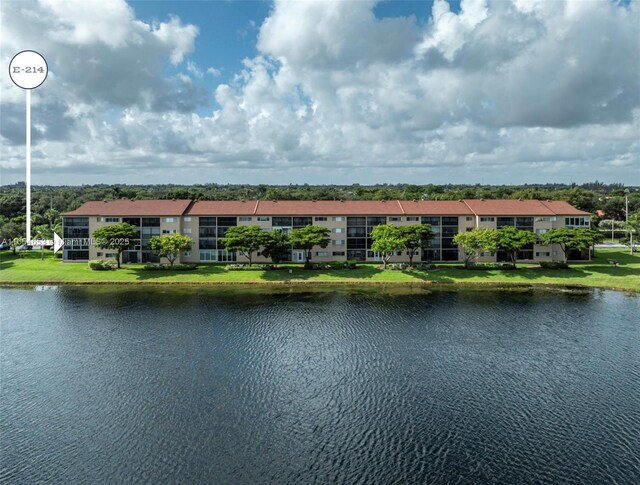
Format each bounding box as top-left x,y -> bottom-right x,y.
62,199 -> 591,264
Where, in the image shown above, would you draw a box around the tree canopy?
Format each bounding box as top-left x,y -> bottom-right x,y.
148,234 -> 193,267
218,225 -> 269,266
453,228 -> 498,266
92,223 -> 138,268
370,224 -> 404,269
541,228 -> 603,263
289,225 -> 330,265
397,224 -> 435,266
495,226 -> 539,264
260,229 -> 291,266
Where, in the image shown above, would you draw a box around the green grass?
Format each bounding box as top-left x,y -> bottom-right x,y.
1,249 -> 638,292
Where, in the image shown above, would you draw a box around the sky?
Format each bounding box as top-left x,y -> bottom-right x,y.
0,0 -> 638,186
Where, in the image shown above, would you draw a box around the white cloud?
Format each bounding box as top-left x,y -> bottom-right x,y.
0,0 -> 638,185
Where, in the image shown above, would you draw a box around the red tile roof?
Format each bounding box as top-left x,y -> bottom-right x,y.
64,199 -> 192,216
255,200 -> 412,215
464,199 -> 555,216
399,200 -> 472,215
539,200 -> 591,216
64,199 -> 590,217
188,200 -> 259,216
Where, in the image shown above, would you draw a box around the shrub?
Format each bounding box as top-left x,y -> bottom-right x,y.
143,263 -> 197,271
386,263 -> 408,270
539,261 -> 569,269
465,262 -> 517,270
224,264 -> 275,271
412,262 -> 434,270
88,259 -> 116,271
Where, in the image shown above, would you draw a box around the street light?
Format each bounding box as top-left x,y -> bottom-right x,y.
624,188 -> 632,255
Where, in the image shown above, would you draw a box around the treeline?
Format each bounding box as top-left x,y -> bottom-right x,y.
1,182 -> 639,227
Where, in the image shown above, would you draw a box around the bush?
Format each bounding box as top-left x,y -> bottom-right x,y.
88,259 -> 116,271
386,263 -> 408,270
412,262 -> 434,270
224,264 -> 275,271
55,252 -> 62,259
539,261 -> 569,269
465,262 -> 517,270
143,263 -> 197,271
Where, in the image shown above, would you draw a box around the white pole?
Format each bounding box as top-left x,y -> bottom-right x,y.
26,88 -> 31,243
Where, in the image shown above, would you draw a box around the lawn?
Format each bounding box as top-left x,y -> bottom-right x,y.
0,249 -> 638,292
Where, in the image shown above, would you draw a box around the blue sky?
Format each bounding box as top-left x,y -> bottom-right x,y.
0,0 -> 638,186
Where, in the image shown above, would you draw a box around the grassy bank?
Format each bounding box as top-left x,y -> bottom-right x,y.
1,249 -> 638,292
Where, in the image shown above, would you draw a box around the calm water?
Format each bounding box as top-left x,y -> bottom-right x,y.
1,286 -> 639,484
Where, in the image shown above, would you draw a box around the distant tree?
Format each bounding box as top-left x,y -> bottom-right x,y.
289,225 -> 330,265
34,225 -> 53,260
541,228 -> 604,263
495,226 -> 539,265
0,222 -> 23,254
218,225 -> 269,266
598,219 -> 625,240
44,208 -> 61,229
93,223 -> 138,269
260,230 -> 291,267
453,228 -> 498,267
370,224 -> 404,269
148,234 -> 193,267
397,224 -> 435,267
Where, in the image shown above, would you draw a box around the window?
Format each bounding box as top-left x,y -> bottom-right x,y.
535,217 -> 550,222
367,216 -> 387,226
105,217 -> 119,223
333,251 -> 346,256
466,216 -> 474,221
239,216 -> 252,222
535,229 -> 547,234
536,252 -> 550,257
333,239 -> 345,245
96,252 -> 103,257
565,217 -> 589,227
333,216 -> 344,222
183,228 -> 192,234
315,251 -> 329,257
480,217 -> 495,222
389,217 -> 402,222
550,217 -> 557,222
466,227 -> 474,232
183,251 -> 191,257
406,216 -> 419,222
314,217 -> 327,221
105,253 -> 116,258
333,228 -> 344,233
199,250 -> 217,261
163,217 -> 176,223
257,216 -> 270,222
199,217 -> 216,226
183,217 -> 192,222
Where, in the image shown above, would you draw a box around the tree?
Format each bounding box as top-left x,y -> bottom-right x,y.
34,224 -> 53,260
148,234 -> 193,267
289,225 -> 330,265
0,221 -> 23,254
260,229 -> 291,266
397,224 -> 435,267
598,219 -> 625,241
541,227 -> 603,263
44,208 -> 61,230
218,225 -> 269,266
93,223 -> 138,269
453,228 -> 498,267
370,224 -> 404,269
495,226 -> 539,265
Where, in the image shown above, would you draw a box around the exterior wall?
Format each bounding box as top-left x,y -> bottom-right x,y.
62,206 -> 591,264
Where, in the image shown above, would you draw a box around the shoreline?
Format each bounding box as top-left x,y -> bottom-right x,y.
1,279 -> 636,293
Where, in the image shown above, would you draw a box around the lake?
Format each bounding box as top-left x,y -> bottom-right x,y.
1,286 -> 639,484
